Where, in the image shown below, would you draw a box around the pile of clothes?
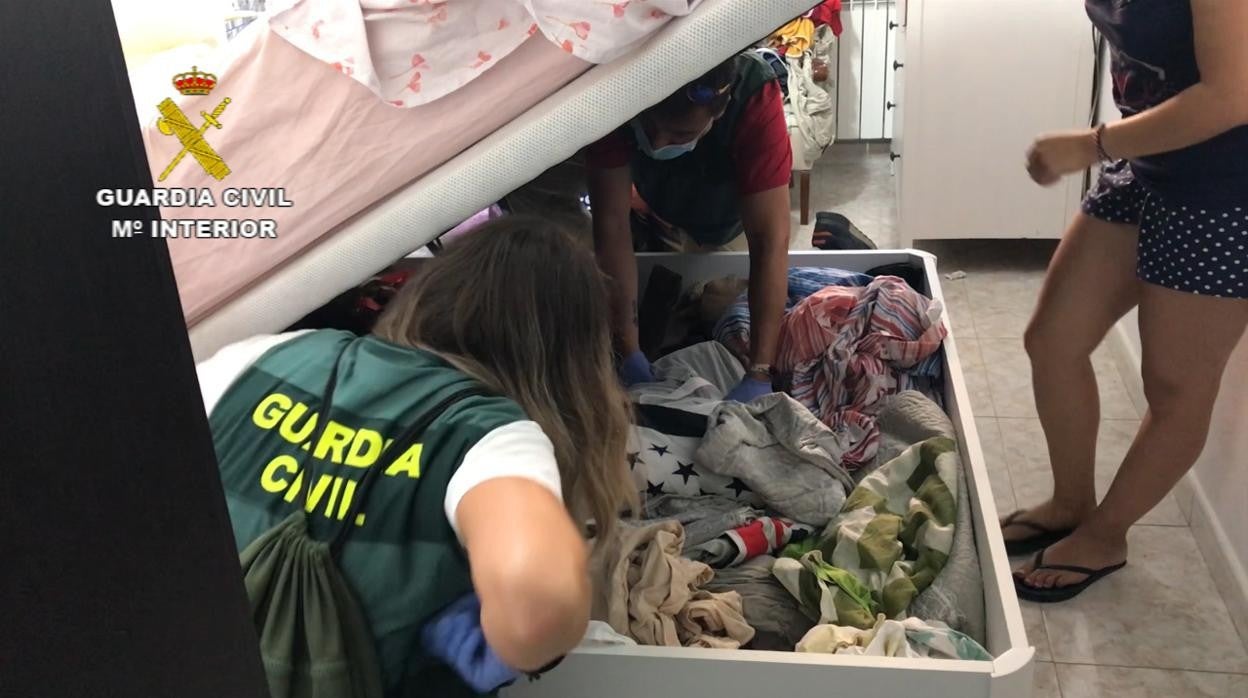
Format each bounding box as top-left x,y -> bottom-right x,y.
768,1 -> 844,57
774,432 -> 961,629
587,267 -> 987,659
625,341 -> 856,527
717,269 -> 947,470
764,1 -> 842,166
796,614 -> 991,661
589,519 -> 756,650
777,277 -> 948,468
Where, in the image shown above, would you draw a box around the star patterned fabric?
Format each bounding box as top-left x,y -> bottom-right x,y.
626,426 -> 761,506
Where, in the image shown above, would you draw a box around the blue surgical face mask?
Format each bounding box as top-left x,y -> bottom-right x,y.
631,118 -> 709,161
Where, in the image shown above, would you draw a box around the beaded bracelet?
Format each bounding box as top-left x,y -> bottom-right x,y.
1094,123 -> 1114,162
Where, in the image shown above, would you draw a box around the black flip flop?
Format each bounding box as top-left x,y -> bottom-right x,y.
1014,547 -> 1126,603
1000,510 -> 1074,556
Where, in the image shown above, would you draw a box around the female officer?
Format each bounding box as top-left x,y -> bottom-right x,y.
197,217 -> 636,693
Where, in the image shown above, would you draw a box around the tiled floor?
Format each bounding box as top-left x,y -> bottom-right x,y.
788,141 -> 901,251
793,144 -> 1248,697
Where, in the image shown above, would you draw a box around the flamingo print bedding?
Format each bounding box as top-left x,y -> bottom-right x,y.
270,0 -> 705,107
142,1 -> 702,325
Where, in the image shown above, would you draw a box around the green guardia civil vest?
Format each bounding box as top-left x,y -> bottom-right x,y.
630,51 -> 779,246
209,329 -> 529,697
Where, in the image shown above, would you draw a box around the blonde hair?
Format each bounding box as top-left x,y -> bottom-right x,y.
373,216 -> 637,534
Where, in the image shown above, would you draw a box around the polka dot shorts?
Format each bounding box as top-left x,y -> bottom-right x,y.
1083,160 -> 1248,299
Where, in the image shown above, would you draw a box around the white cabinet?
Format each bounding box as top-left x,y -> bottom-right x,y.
884,1 -> 901,139
890,12 -> 906,215
892,0 -> 1096,245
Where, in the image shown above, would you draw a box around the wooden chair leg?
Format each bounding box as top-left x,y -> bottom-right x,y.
799,170 -> 811,226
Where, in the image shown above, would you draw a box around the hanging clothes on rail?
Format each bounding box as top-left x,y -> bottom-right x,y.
804,0 -> 843,37
786,24 -> 837,168
768,16 -> 815,58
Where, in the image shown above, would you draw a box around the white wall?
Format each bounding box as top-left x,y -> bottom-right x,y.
1180,334 -> 1248,647
1191,340 -> 1248,594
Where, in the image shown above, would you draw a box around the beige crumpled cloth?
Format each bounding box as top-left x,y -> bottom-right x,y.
796,613 -> 992,661
590,520 -> 755,649
797,616 -> 912,656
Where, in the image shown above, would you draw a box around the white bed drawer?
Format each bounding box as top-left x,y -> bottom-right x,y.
504,250 -> 1034,698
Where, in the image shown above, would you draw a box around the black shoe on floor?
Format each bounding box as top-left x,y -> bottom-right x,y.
812,212 -> 876,250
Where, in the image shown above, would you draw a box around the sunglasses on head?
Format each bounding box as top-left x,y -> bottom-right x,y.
685,82 -> 732,105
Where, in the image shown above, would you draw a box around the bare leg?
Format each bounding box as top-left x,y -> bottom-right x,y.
1019,284 -> 1248,587
1002,213 -> 1140,541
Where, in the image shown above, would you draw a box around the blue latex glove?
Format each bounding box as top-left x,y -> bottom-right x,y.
420,593 -> 519,693
725,376 -> 772,403
618,350 -> 656,387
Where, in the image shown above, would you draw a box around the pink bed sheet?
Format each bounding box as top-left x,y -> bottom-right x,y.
143,26 -> 588,326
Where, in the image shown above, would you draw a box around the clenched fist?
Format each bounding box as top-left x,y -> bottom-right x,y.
1026,129 -> 1100,186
